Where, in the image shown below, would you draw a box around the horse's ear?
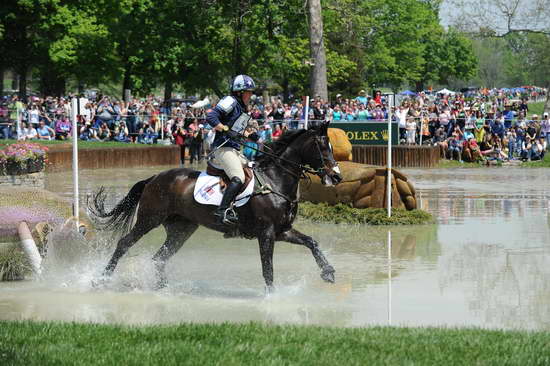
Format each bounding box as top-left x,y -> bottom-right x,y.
319,120 -> 329,135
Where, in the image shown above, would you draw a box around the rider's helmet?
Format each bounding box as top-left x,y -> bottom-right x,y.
230,74 -> 256,93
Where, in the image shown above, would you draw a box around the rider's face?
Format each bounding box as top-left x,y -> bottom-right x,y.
242,91 -> 253,105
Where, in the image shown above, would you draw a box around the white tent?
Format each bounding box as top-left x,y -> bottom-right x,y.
437,88 -> 455,95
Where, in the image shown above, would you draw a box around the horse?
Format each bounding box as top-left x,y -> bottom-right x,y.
89,121 -> 343,291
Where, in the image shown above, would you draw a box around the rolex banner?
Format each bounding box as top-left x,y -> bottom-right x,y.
331,122 -> 398,145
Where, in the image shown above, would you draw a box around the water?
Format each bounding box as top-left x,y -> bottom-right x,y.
1,166 -> 550,330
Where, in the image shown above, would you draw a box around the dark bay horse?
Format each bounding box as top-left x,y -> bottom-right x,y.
89,122 -> 343,291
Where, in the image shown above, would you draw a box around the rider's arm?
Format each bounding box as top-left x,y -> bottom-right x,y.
206,96 -> 237,133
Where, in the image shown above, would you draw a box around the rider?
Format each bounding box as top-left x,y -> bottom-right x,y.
206,74 -> 257,226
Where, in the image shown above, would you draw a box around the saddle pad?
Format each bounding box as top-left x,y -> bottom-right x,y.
193,172 -> 254,207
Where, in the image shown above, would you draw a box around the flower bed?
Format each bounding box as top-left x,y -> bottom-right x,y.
0,143 -> 48,176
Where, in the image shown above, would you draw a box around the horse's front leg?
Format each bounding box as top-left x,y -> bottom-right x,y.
258,227 -> 275,293
276,228 -> 335,283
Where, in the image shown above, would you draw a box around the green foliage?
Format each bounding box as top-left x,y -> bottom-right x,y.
0,245 -> 27,281
0,0 -> 480,98
472,33 -> 550,88
2,321 -> 550,365
298,202 -> 433,225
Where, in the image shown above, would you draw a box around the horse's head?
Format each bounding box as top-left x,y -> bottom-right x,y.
304,121 -> 343,186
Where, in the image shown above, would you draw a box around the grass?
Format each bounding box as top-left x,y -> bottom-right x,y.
529,101 -> 546,117
0,321 -> 549,365
523,150 -> 550,167
298,202 -> 433,225
0,139 -> 170,150
0,244 -> 27,281
437,159 -> 485,168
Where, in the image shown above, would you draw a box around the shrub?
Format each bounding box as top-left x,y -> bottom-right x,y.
0,143 -> 48,175
298,202 -> 433,225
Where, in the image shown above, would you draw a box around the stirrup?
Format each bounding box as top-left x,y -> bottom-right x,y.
215,207 -> 238,226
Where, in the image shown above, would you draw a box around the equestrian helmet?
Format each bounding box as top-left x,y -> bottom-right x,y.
231,75 -> 256,92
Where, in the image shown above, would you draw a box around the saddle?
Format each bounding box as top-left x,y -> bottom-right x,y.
206,163 -> 254,195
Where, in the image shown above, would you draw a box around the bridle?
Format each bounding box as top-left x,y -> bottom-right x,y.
260,132 -> 331,179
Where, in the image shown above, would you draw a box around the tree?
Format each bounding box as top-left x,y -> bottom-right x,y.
415,27 -> 478,92
447,0 -> 550,112
308,0 -> 328,100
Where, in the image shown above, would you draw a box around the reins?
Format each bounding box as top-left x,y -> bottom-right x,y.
231,133 -> 324,179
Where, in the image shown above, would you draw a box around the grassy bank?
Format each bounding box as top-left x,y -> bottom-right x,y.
0,139 -> 168,150
523,150 -> 550,167
529,101 -> 546,117
1,321 -> 548,365
437,159 -> 484,168
298,202 -> 433,225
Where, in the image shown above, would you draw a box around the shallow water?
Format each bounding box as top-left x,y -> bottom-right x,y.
1,166 -> 550,330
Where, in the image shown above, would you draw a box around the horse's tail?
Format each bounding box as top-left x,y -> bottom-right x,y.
88,176 -> 155,236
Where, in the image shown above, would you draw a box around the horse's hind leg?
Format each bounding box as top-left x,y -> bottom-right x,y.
103,217 -> 159,277
152,217 -> 198,289
276,228 -> 335,283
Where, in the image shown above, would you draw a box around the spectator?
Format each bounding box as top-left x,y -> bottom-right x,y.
54,115 -> 72,140
448,133 -> 463,162
79,122 -> 97,141
355,90 -> 368,105
271,124 -> 283,140
113,124 -> 130,143
97,122 -> 111,141
406,117 -> 417,145
332,105 -> 343,121
189,124 -> 204,164
172,122 -> 187,164
541,112 -> 550,150
36,120 -> 55,140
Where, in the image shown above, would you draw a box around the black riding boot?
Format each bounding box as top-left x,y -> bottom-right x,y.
214,177 -> 243,226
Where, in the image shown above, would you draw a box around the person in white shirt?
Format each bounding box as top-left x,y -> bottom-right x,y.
541,112 -> 550,150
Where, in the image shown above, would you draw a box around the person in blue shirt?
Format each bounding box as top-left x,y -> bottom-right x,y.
206,74 -> 258,226
355,90 -> 368,105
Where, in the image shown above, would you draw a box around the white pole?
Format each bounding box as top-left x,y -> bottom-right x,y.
160,113 -> 164,141
18,221 -> 42,275
387,230 -> 392,325
71,98 -> 79,225
419,114 -> 424,146
16,104 -> 21,139
387,96 -> 392,218
304,96 -> 310,130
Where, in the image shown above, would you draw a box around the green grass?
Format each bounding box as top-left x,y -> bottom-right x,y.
298,202 -> 433,225
528,101 -> 546,117
437,159 -> 485,168
523,150 -> 550,167
0,139 -> 169,150
0,321 -> 549,365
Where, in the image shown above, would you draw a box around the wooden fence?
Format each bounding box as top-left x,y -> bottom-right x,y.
45,145 -> 180,172
351,145 -> 440,167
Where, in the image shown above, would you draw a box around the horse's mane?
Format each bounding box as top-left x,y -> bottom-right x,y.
256,129 -> 309,166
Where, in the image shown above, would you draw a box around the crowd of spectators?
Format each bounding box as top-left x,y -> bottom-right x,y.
0,86 -> 547,164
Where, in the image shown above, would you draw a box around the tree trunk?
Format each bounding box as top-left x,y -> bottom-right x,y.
39,69 -> 66,97
122,67 -> 132,101
0,67 -> 4,98
415,81 -> 424,93
282,77 -> 290,103
11,71 -> 18,91
164,80 -> 173,101
232,0 -> 245,75
18,67 -> 27,102
308,0 -> 328,101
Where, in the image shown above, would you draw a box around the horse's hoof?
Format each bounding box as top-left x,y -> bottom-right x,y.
155,277 -> 168,290
321,268 -> 335,283
265,285 -> 275,295
91,276 -> 109,289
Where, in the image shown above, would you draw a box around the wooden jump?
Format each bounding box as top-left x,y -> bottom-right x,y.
45,145 -> 180,172
351,145 -> 440,168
